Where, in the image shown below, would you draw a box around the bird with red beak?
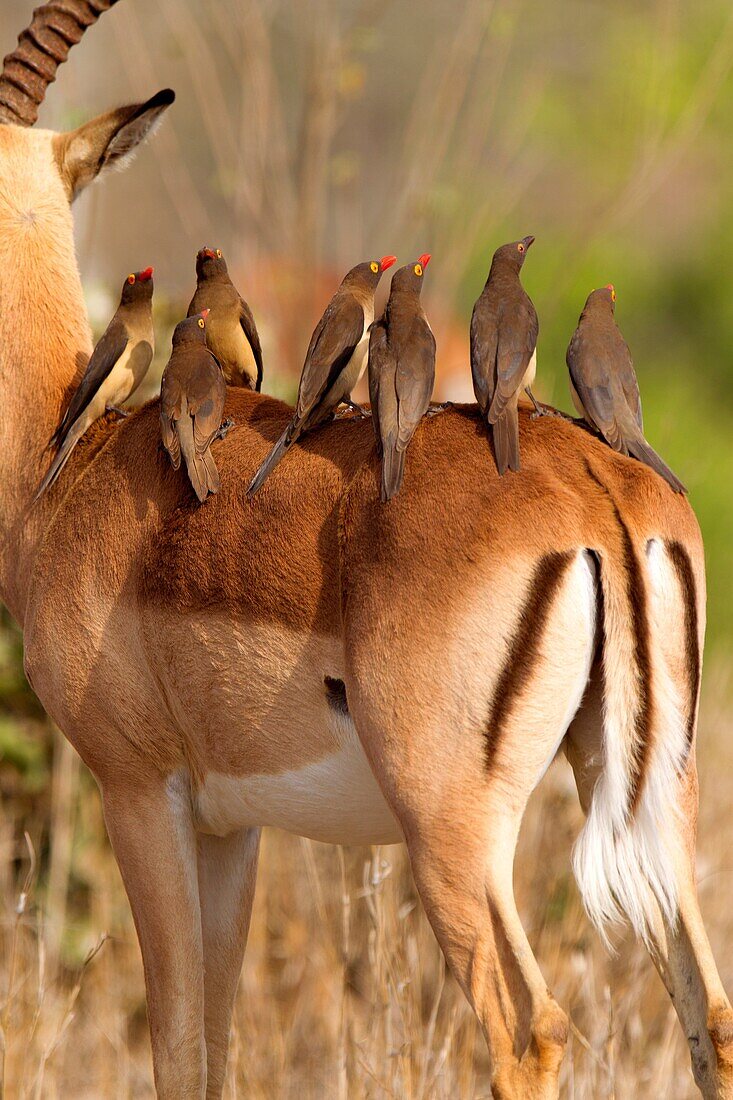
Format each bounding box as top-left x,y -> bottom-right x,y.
470,235 -> 539,475
36,267 -> 156,499
566,285 -> 685,493
247,254 -> 397,497
188,247 -> 264,392
369,253 -> 436,501
160,309 -> 232,503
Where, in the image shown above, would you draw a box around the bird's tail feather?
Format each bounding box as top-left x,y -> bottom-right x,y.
491,405 -> 520,475
34,423 -> 84,502
247,420 -> 300,497
627,433 -> 686,494
381,438 -> 405,501
178,416 -> 218,503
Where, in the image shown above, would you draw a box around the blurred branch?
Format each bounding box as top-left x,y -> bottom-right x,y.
111,6 -> 210,244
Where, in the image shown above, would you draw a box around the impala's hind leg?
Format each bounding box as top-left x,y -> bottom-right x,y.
101,775 -> 206,1100
347,550 -> 597,1099
198,828 -> 260,1100
568,678 -> 733,1099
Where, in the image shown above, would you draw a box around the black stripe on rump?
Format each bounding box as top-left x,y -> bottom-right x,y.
666,540 -> 700,754
584,461 -> 653,814
484,550 -> 575,770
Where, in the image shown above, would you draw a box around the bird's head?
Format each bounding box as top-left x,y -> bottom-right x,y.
120,266 -> 155,305
195,246 -> 228,279
172,309 -> 209,347
344,254 -> 398,290
584,284 -> 617,315
390,254 -> 431,296
493,235 -> 535,272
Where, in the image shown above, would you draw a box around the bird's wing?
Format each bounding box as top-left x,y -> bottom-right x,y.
159,367 -> 182,467
368,319 -> 392,455
395,318 -> 436,452
54,319 -> 128,443
470,299 -> 499,414
239,299 -> 264,392
618,336 -> 643,431
187,352 -> 227,452
296,295 -> 365,419
488,299 -> 538,421
566,329 -> 624,451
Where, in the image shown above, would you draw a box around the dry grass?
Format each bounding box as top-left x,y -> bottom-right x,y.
1,666 -> 731,1099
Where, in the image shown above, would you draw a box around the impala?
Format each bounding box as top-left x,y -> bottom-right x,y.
0,2 -> 730,1098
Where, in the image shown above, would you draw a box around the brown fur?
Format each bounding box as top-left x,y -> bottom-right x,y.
484,550 -> 575,770
1,80 -> 731,1100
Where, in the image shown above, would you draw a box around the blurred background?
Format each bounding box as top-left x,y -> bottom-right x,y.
1,0 -> 732,1096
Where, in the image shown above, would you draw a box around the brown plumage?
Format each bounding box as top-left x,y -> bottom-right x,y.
247,254 -> 396,497
566,285 -> 686,494
160,311 -> 227,502
36,267 -> 155,500
470,236 -> 538,475
187,247 -> 263,391
368,254 -> 436,501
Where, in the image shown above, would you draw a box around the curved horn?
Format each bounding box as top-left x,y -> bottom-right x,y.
0,0 -> 120,127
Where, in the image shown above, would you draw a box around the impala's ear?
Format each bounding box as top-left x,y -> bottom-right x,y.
54,88 -> 175,202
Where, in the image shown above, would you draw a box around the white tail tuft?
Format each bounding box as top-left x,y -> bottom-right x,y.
572,540 -> 689,948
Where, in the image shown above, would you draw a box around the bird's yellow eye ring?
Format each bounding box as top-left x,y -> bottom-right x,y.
370,261 -> 379,273
216,249 -> 222,258
611,289 -> 617,302
414,263 -> 423,276
127,274 -> 136,284
517,243 -> 525,253
198,318 -> 205,329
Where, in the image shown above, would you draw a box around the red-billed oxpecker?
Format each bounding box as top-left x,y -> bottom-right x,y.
368,254 -> 436,501
160,311 -> 230,502
247,254 -> 397,497
187,247 -> 263,391
567,285 -> 686,493
36,267 -> 155,499
470,236 -> 539,475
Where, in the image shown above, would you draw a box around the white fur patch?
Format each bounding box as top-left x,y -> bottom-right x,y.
572,539 -> 688,947
195,711 -> 402,846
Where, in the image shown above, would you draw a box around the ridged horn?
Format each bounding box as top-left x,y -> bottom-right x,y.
0,0 -> 121,127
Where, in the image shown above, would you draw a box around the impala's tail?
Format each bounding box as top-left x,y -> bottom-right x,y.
572,479 -> 692,946
247,419 -> 300,498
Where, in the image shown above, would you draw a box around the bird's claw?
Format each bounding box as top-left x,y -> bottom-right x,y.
216,417 -> 235,440
426,401 -> 453,418
335,401 -> 369,420
106,404 -> 130,418
530,405 -> 571,421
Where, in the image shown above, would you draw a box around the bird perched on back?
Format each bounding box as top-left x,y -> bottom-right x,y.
566,285 -> 685,493
160,310 -> 229,503
36,267 -> 155,499
247,254 -> 397,497
187,247 -> 263,391
470,236 -> 538,475
369,254 -> 436,501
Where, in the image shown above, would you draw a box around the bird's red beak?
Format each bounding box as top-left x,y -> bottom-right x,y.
379,254 -> 397,271
138,267 -> 154,282
201,248 -> 216,260
201,309 -> 210,320
605,283 -> 615,292
418,253 -> 431,269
